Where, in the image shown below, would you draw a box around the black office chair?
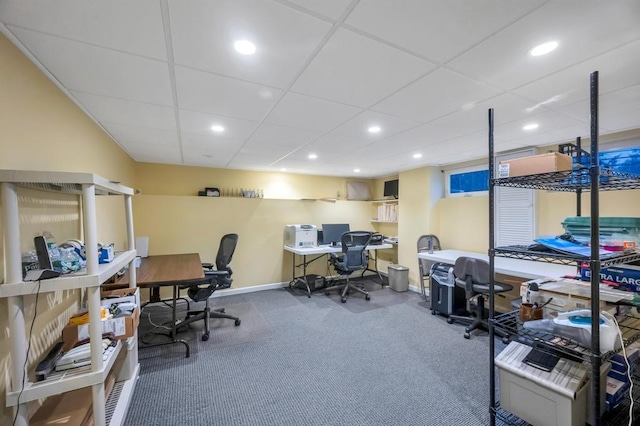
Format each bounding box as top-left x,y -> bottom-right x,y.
325,231 -> 373,303
447,256 -> 512,339
417,234 -> 441,301
178,233 -> 241,341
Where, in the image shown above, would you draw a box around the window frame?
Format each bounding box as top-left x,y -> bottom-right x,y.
444,164 -> 489,198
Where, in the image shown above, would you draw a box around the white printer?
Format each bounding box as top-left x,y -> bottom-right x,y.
284,224 -> 318,248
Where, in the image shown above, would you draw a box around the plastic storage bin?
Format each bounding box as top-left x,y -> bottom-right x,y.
561,216 -> 640,243
388,264 -> 409,292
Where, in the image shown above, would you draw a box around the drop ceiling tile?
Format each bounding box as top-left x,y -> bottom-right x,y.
505,123 -> 589,149
1,0 -> 167,59
181,133 -> 245,154
121,143 -> 182,165
345,0 -> 546,63
10,27 -> 173,106
183,152 -> 236,168
303,134 -> 371,155
102,123 -> 178,146
494,110 -> 587,143
292,28 -> 435,107
265,92 -> 362,132
179,110 -> 258,139
331,111 -> 422,140
514,41 -> 640,109
248,123 -> 321,148
229,151 -> 283,166
169,0 -> 331,88
372,68 -> 501,122
175,66 -> 282,121
285,0 -> 352,19
557,85 -> 640,133
239,141 -> 298,158
448,1 -> 640,90
71,92 -> 176,131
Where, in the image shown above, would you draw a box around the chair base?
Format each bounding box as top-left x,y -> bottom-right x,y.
447,294 -> 509,340
178,301 -> 241,341
325,278 -> 370,303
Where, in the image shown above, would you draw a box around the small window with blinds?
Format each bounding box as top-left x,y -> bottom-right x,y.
495,149 -> 536,247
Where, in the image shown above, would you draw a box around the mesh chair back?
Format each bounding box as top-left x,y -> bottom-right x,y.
340,231 -> 372,272
216,233 -> 239,275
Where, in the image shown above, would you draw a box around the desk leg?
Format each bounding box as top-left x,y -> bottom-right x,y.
289,253 -> 312,298
361,250 -> 385,285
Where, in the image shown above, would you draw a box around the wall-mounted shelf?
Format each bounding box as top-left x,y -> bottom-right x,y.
371,220 -> 398,224
371,199 -> 398,223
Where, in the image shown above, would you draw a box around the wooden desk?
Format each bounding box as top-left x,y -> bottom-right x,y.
116,253 -> 205,357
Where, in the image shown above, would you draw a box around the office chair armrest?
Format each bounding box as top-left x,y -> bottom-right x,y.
202,262 -> 214,270
205,270 -> 232,289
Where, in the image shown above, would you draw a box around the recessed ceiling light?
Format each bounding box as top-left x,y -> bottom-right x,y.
529,41 -> 558,57
354,169 -> 360,173
211,125 -> 224,132
308,153 -> 317,160
234,40 -> 256,55
280,168 -> 287,171
368,126 -> 381,134
523,123 -> 539,131
413,153 -> 422,159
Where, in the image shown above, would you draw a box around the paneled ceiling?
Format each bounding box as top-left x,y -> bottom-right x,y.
2,0 -> 640,178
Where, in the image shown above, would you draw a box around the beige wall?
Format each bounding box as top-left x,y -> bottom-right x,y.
0,33 -> 135,424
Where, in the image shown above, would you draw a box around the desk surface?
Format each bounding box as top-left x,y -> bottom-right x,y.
284,243 -> 393,255
418,249 -> 576,280
116,253 -> 205,287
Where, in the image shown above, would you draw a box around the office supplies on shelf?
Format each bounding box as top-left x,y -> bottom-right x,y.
534,236 -> 616,258
523,347 -> 560,372
320,223 -> 350,247
56,338 -> 116,371
523,309 -> 621,354
284,224 -> 317,248
35,342 -> 64,381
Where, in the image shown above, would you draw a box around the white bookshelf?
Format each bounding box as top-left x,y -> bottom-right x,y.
0,170 -> 138,426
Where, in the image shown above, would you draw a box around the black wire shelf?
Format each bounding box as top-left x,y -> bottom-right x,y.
492,167 -> 640,192
494,246 -> 640,267
492,310 -> 640,363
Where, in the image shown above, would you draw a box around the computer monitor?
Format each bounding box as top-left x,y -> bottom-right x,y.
384,179 -> 399,199
321,223 -> 350,247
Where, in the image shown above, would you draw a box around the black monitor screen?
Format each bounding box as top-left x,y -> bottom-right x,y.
383,179 -> 399,198
321,223 -> 350,246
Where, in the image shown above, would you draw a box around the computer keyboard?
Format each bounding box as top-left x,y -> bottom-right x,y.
523,348 -> 560,372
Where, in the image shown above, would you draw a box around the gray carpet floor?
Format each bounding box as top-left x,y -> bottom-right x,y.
125,281 -> 503,425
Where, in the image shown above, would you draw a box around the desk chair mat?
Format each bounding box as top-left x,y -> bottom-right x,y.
138,301 -> 272,363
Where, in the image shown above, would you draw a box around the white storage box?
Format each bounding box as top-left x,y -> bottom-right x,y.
496,342 -> 589,426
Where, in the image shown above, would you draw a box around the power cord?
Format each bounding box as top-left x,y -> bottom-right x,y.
12,279 -> 42,426
602,311 -> 634,426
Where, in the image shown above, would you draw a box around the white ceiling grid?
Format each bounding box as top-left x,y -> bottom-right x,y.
1,0 -> 639,178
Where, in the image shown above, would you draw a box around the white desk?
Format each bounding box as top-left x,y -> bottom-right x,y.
284,243 -> 393,297
417,250 -> 576,280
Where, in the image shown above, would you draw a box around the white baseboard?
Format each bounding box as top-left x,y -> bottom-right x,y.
210,281 -> 426,298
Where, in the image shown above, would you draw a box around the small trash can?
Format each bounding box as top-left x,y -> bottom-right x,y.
388,264 -> 409,292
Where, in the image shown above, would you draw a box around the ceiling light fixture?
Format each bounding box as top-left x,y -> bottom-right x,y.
234,39 -> 256,55
368,126 -> 381,134
354,169 -> 360,173
211,125 -> 224,132
308,153 -> 317,160
529,41 -> 558,57
523,123 -> 539,130
413,153 -> 422,159
280,168 -> 287,171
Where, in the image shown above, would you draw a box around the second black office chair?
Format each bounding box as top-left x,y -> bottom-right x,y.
325,231 -> 373,303
179,233 -> 241,341
446,256 -> 512,339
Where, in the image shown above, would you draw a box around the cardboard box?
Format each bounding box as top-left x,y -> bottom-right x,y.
498,152 -> 573,178
100,287 -> 140,309
63,306 -> 139,346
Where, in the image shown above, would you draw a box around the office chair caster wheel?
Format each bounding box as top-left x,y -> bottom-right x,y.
446,317 -> 454,324
431,310 -> 436,315
365,294 -> 370,301
325,291 -> 331,296
464,332 -> 470,339
202,333 -> 209,342
341,297 -> 347,303
502,336 -> 510,345
235,319 -> 241,326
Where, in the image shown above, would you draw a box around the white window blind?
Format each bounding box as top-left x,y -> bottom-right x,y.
495,149 -> 535,247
